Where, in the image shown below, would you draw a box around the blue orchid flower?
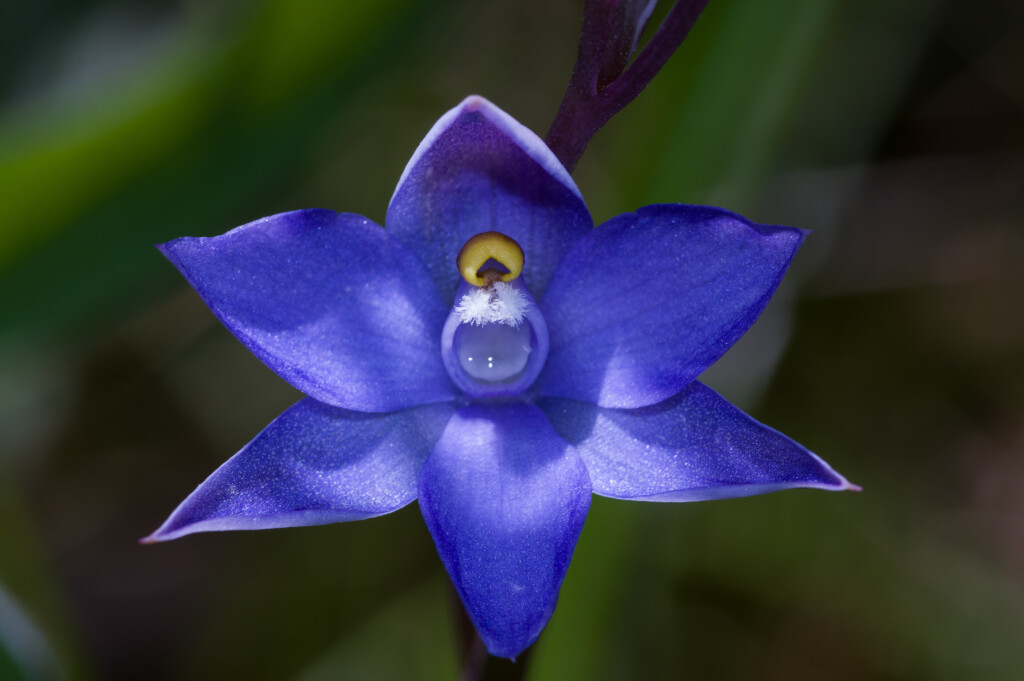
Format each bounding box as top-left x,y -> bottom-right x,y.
145,95 -> 855,660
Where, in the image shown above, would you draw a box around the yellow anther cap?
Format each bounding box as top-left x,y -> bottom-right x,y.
457,232 -> 524,287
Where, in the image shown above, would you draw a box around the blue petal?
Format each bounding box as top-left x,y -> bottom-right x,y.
159,209 -> 456,412
143,399 -> 456,542
539,382 -> 856,501
386,96 -> 593,301
537,204 -> 805,408
418,404 -> 591,660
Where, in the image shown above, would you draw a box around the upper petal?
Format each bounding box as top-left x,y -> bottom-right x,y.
539,382 -> 855,501
144,398 -> 456,542
386,96 -> 593,301
537,204 -> 805,408
418,403 -> 591,660
159,209 -> 456,412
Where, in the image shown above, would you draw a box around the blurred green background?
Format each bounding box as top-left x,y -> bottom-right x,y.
1,0 -> 1023,679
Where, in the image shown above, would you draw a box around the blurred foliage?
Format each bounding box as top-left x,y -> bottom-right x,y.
0,0 -> 421,334
1,0 -> 1023,679
0,472 -> 86,681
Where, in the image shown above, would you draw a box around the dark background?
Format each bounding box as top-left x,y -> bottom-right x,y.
1,0 -> 1022,679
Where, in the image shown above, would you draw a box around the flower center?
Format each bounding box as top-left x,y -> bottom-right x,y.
455,321 -> 532,382
440,232 -> 549,398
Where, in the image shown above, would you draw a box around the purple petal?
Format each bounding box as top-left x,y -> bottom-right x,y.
386,96 -> 593,302
144,399 -> 456,542
539,382 -> 855,501
537,204 -> 805,408
418,403 -> 591,660
159,209 -> 456,412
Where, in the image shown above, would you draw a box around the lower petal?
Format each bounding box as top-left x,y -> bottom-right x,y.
418,404 -> 591,660
539,383 -> 855,502
144,399 -> 455,542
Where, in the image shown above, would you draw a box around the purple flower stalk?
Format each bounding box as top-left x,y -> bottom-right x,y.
145,96 -> 856,660
548,0 -> 712,172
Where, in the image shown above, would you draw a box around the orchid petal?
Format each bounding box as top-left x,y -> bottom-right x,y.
539,382 -> 854,501
144,399 -> 456,542
159,209 -> 456,412
386,96 -> 593,301
418,404 -> 591,659
538,204 -> 805,408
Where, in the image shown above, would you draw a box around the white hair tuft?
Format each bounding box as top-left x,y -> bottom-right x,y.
454,281 -> 529,326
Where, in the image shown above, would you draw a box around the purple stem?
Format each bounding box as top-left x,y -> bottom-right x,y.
452,587 -> 531,681
460,631 -> 488,681
546,0 -> 711,173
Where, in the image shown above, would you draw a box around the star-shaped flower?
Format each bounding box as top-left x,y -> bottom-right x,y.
146,96 -> 855,660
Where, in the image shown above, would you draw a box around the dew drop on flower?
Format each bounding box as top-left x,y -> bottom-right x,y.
454,322 -> 532,382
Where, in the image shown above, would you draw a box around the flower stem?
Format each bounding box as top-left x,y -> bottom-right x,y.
451,584 -> 533,681
546,0 -> 711,173
460,631 -> 488,681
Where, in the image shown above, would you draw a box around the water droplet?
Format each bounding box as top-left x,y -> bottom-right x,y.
455,322 -> 532,382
